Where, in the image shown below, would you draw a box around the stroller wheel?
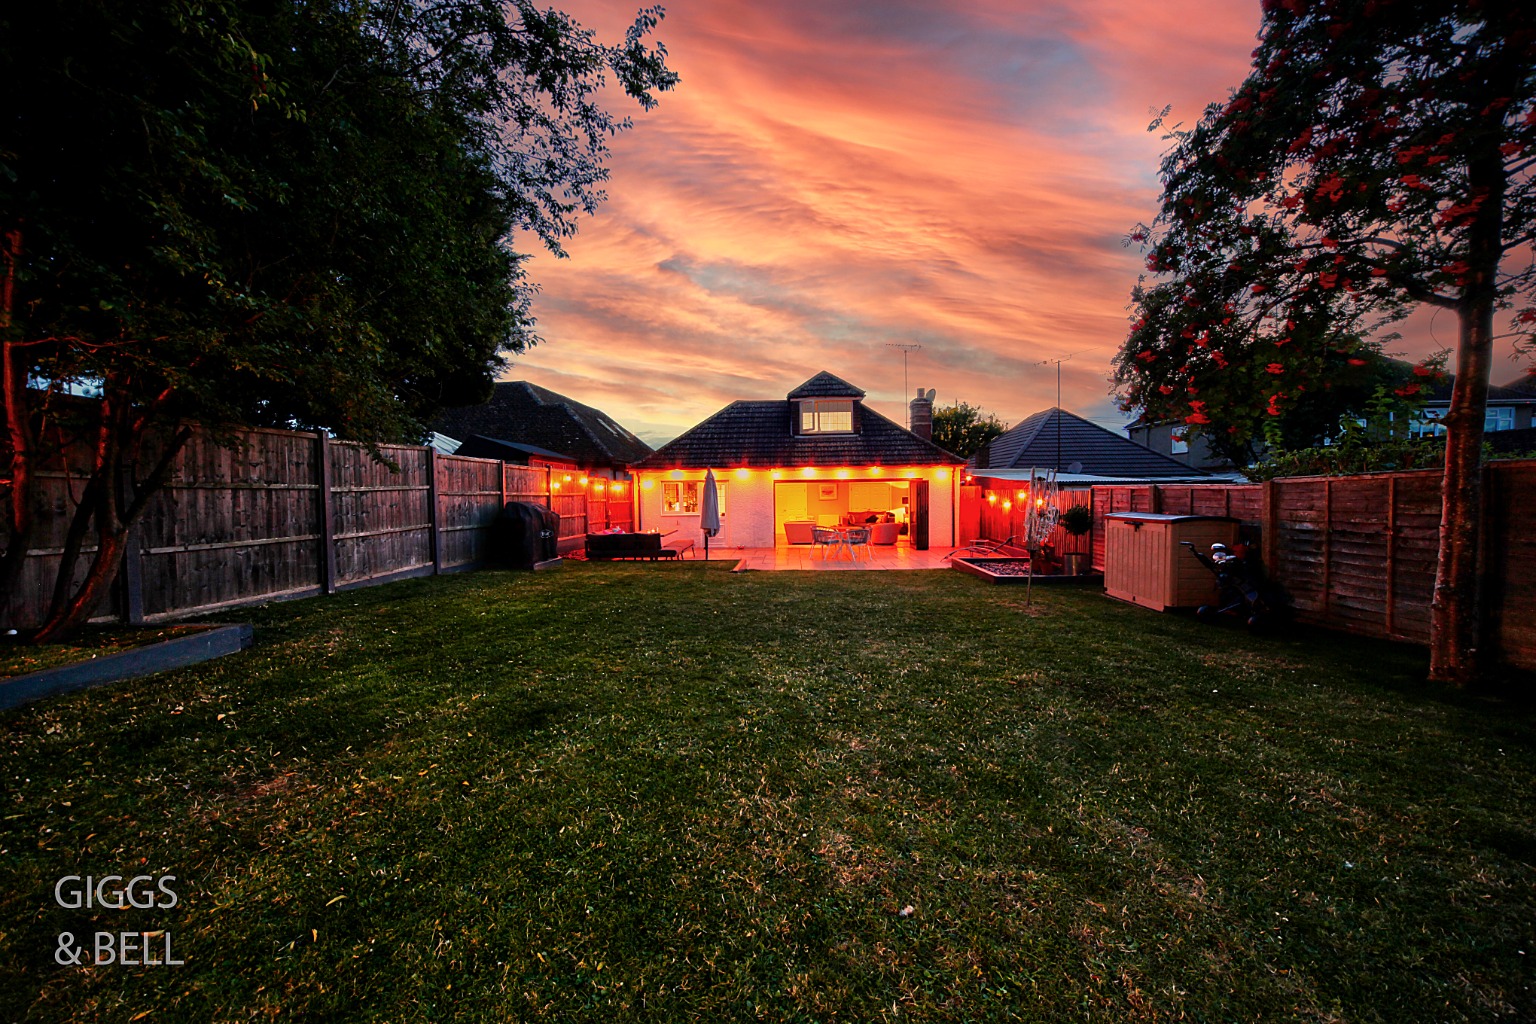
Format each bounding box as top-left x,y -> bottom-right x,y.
1197,605 -> 1218,622
1246,614 -> 1266,632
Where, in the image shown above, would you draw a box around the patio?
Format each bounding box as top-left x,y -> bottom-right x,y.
697,544 -> 956,571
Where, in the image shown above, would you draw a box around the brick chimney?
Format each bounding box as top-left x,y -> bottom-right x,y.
909,388 -> 935,439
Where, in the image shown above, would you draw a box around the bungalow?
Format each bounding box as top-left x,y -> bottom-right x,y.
630,372 -> 964,550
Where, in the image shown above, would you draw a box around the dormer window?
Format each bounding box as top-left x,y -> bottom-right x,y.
799,399 -> 854,434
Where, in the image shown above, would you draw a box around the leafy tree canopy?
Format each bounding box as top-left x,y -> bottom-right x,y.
931,401 -> 1008,459
1110,0 -> 1534,684
0,0 -> 675,638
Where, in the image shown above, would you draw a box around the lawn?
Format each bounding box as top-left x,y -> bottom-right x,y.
2,562 -> 1532,1022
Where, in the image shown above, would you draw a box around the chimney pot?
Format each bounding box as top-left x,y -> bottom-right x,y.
909,388 -> 934,440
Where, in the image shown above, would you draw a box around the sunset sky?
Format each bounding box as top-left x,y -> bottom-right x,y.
502,0 -> 1464,446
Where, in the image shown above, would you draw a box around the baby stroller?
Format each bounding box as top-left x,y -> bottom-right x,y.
1180,541 -> 1285,632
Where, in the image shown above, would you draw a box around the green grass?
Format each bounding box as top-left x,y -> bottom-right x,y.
2,563 -> 1532,1022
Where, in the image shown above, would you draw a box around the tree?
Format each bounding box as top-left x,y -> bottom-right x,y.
931,401 -> 1008,459
0,0 -> 676,640
1113,0 -> 1536,685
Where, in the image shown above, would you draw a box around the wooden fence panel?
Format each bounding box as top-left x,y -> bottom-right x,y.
502,464 -> 549,505
1486,461 -> 1536,670
138,429 -> 322,618
435,454 -> 505,570
329,443 -> 433,587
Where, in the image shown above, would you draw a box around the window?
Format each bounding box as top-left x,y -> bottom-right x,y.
662,481 -> 727,515
1486,406 -> 1514,432
799,399 -> 854,434
1410,409 -> 1445,438
1170,427 -> 1189,455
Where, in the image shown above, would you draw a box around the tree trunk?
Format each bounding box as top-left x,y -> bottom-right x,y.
1429,304 -> 1490,685
0,229 -> 33,606
1428,137 -> 1506,687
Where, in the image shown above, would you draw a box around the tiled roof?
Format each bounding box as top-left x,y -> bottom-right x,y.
786,371 -> 866,400
429,382 -> 653,467
1423,377 -> 1534,403
1499,370 -> 1536,397
973,408 -> 1206,479
634,401 -> 962,469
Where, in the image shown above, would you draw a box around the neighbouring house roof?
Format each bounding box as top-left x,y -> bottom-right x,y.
1423,376 -> 1536,404
429,381 -> 653,468
633,372 -> 961,470
451,435 -> 579,466
1494,371 -> 1536,398
972,407 -> 1208,479
786,371 -> 866,400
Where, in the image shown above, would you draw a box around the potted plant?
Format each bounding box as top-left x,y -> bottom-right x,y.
1058,503 -> 1094,575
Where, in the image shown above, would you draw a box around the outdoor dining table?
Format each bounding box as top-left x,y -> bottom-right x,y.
817,525 -> 870,561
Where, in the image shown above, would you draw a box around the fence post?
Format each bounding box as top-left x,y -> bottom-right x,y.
1262,479 -> 1279,576
316,433 -> 337,594
428,449 -> 442,575
1386,475 -> 1397,636
1322,478 -> 1332,618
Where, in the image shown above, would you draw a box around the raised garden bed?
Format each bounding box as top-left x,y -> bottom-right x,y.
952,556 -> 1101,585
0,623 -> 253,709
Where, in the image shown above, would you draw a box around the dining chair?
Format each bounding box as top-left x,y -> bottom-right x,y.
812,526 -> 841,560
845,526 -> 871,562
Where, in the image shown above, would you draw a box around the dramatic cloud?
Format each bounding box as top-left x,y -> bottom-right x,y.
507,0 -> 1274,444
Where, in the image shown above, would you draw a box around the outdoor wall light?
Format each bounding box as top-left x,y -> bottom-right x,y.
735,468 -> 750,480
641,479 -> 655,490
869,466 -> 882,474
670,470 -> 684,480
935,469 -> 950,479
801,467 -> 817,478
836,469 -> 850,479
770,470 -> 782,479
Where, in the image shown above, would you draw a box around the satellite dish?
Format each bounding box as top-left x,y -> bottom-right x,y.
1068,461 -> 1083,474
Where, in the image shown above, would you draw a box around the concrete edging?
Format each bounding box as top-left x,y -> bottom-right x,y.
0,623 -> 254,711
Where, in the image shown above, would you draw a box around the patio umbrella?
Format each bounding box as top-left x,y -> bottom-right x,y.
700,468 -> 722,560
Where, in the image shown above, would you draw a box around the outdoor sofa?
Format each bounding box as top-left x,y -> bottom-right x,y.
585,532 -> 694,561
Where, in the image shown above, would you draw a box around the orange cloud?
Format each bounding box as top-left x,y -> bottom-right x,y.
506,1 -> 1267,443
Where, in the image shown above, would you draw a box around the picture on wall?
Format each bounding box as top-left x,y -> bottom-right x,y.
818,483 -> 838,500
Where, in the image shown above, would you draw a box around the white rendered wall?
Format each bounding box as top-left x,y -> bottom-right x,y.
636,469 -> 957,549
